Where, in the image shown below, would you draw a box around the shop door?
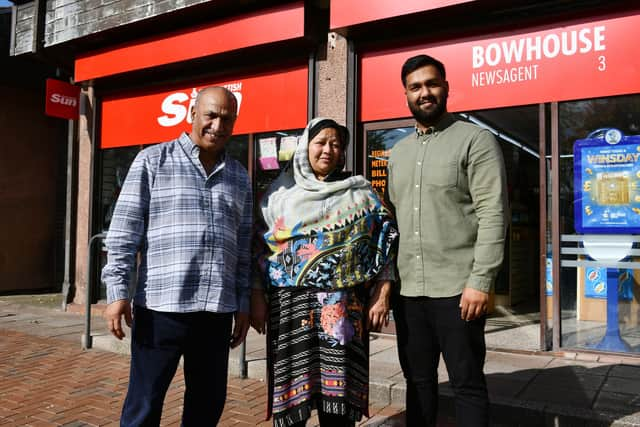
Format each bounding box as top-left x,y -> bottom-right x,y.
364,105 -> 543,351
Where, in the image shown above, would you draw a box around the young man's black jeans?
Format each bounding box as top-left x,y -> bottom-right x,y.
120,305 -> 233,426
393,294 -> 489,427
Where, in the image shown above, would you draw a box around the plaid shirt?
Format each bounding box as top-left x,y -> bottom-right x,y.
102,133 -> 253,313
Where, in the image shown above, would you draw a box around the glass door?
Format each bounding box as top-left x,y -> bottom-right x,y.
364,105 -> 544,350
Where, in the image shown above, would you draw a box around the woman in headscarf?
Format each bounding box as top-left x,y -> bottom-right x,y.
251,117 -> 399,427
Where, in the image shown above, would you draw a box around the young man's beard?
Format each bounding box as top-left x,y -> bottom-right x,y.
408,95 -> 447,127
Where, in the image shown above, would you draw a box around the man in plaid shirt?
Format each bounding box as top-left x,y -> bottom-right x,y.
102,86 -> 252,426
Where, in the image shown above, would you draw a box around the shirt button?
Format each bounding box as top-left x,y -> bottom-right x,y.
414,231 -> 419,235
417,161 -> 422,165
414,207 -> 418,211
416,255 -> 421,259
415,184 -> 420,188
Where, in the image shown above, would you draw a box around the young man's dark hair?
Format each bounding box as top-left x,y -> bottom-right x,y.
400,54 -> 447,86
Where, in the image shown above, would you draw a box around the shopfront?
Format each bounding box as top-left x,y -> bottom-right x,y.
72,2 -> 312,301
332,1 -> 640,354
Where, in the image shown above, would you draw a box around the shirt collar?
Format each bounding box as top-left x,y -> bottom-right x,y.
179,132 -> 226,165
415,125 -> 434,137
179,132 -> 198,155
414,113 -> 455,137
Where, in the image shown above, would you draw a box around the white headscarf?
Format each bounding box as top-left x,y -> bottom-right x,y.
261,117 -> 373,233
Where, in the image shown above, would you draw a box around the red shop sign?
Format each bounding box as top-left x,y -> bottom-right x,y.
331,0 -> 473,29
45,79 -> 80,120
100,65 -> 308,149
361,12 -> 640,121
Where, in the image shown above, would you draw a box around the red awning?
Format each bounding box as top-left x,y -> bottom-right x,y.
75,2 -> 305,82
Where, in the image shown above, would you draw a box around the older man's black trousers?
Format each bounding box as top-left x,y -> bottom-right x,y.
393,294 -> 489,427
120,305 -> 233,427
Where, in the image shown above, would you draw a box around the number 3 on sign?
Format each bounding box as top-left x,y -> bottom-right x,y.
598,55 -> 606,71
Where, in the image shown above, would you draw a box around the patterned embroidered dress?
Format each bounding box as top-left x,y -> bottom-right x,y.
260,118 -> 398,427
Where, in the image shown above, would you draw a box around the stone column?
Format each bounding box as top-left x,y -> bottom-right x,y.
316,32 -> 348,123
73,85 -> 96,307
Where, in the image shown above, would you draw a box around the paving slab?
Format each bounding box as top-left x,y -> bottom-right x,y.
609,364 -> 640,379
533,369 -> 607,391
602,376 -> 640,395
595,390 -> 640,414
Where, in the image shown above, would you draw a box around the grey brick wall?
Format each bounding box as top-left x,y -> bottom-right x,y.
45,0 -> 211,46
12,0 -> 212,55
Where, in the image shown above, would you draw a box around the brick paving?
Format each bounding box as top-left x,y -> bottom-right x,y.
5,296 -> 640,426
0,329 -> 406,426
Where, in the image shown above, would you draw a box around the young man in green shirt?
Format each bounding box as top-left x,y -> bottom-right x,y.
388,54 -> 508,426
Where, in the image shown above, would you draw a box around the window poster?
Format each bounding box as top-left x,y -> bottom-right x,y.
584,267 -> 607,299
368,149 -> 391,195
545,257 -> 553,296
258,137 -> 279,170
278,136 -> 298,161
584,267 -> 634,300
573,129 -> 640,234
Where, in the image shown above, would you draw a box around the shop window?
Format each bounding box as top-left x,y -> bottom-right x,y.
558,93 -> 640,353
99,136 -> 250,234
365,123 -> 413,196
226,135 -> 250,171
253,129 -> 304,207
101,146 -> 143,232
364,106 -> 543,350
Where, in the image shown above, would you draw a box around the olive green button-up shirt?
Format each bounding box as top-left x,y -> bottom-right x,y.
387,113 -> 508,297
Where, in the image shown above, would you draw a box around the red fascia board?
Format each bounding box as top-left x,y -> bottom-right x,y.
75,2 -> 305,82
330,0 -> 474,29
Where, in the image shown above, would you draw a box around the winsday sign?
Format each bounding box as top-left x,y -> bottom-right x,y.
100,66 -> 308,149
361,13 -> 640,121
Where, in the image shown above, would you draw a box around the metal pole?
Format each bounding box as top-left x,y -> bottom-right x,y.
550,102 -> 561,350
345,38 -> 357,174
82,232 -> 105,350
61,115 -> 76,311
307,49 -> 316,121
239,339 -> 248,379
538,103 -> 548,351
